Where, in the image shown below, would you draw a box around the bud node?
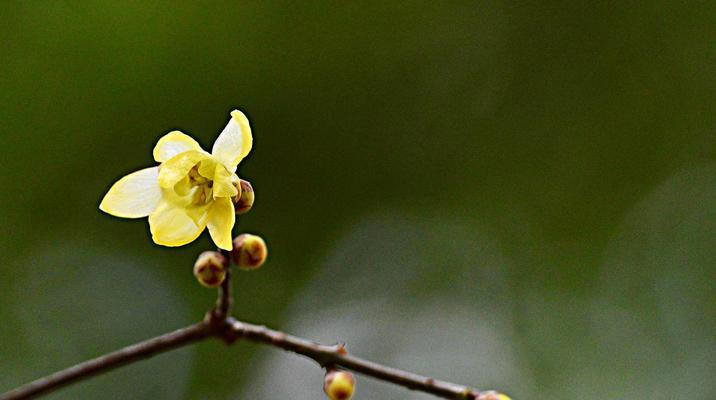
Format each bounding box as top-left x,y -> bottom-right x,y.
193,251 -> 228,288
232,179 -> 254,215
324,370 -> 355,400
230,233 -> 268,270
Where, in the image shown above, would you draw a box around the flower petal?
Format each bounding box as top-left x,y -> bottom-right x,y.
153,131 -> 204,163
197,157 -> 218,179
173,176 -> 192,197
99,167 -> 161,218
207,197 -> 235,250
212,164 -> 238,198
148,199 -> 208,247
211,110 -> 253,172
157,150 -> 206,189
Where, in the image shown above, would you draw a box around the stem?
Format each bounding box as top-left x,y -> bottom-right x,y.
223,318 -> 482,400
216,250 -> 232,319
1,254 -> 499,400
0,322 -> 211,400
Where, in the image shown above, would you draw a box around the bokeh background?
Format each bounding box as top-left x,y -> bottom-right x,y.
1,2 -> 715,399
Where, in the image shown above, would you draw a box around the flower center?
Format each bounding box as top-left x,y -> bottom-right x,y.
188,165 -> 214,205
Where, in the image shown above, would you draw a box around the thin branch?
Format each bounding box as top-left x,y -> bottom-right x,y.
0,322 -> 211,400
222,318 -> 485,400
1,256 -> 501,400
0,316 -> 492,400
215,249 -> 233,319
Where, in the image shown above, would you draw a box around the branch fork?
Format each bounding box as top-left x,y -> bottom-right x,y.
0,258 -> 507,400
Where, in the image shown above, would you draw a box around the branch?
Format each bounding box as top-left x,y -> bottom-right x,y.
1,258 -> 503,400
1,317 -> 489,400
0,322 -> 211,400
215,249 -> 233,319
222,318 -> 485,400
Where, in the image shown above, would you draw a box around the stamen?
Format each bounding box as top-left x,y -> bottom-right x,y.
188,165 -> 208,185
187,163 -> 214,205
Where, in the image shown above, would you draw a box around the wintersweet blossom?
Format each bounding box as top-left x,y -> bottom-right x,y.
100,110 -> 253,250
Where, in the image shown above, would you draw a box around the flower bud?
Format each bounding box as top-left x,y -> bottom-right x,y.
232,179 -> 254,214
230,234 -> 267,270
477,391 -> 511,400
323,370 -> 355,400
193,251 -> 228,288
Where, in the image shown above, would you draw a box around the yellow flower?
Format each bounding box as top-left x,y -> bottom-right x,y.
99,110 -> 253,250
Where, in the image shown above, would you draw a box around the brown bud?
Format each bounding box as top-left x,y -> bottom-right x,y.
323,370 -> 355,400
193,251 -> 228,288
230,234 -> 267,270
232,179 -> 254,215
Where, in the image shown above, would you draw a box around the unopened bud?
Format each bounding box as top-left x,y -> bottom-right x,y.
193,251 -> 228,288
232,179 -> 254,214
477,391 -> 511,400
323,370 -> 355,400
230,234 -> 267,270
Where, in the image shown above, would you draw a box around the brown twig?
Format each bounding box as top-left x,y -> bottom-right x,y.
0,258 -> 499,400
0,322 -> 211,400
222,318 -> 486,399
215,249 -> 233,319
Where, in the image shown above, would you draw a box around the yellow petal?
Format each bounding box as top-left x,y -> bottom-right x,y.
160,186 -> 194,209
211,110 -> 253,172
207,197 -> 235,250
197,157 -> 217,179
157,150 -> 206,189
185,200 -> 212,223
148,199 -> 208,247
99,167 -> 161,218
212,164 -> 238,198
173,176 -> 192,197
153,131 -> 204,163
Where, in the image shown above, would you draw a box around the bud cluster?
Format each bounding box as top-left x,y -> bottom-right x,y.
192,178 -> 269,287
193,233 -> 268,287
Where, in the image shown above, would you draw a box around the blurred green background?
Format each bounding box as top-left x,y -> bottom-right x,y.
1,2 -> 715,399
